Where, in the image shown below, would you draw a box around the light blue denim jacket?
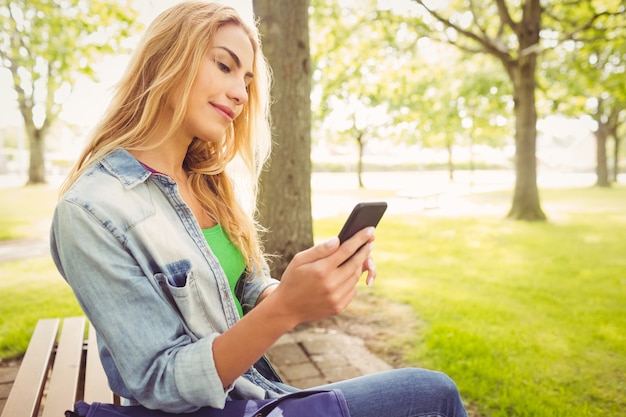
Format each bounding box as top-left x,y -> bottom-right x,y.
50,149 -> 285,413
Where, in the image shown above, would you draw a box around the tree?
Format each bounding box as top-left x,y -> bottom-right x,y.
412,0 -> 624,218
310,0 -> 403,187
390,49 -> 513,181
542,3 -> 626,187
0,0 -> 138,184
254,0 -> 313,278
608,110 -> 625,182
411,0 -> 547,220
310,0 -> 513,187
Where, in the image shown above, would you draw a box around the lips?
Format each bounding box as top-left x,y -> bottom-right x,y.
211,103 -> 235,120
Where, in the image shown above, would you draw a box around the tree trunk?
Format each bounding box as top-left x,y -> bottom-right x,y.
608,119 -> 620,183
594,122 -> 610,187
507,66 -> 545,220
505,1 -> 546,221
613,134 -> 621,183
27,128 -> 46,184
446,141 -> 454,182
254,0 -> 313,279
357,132 -> 364,189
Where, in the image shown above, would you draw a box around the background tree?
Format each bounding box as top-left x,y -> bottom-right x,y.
542,3 -> 626,187
0,0 -> 138,184
411,0 -> 624,219
455,54 -> 514,178
254,0 -> 313,278
391,50 -> 512,181
310,0 -> 403,187
311,0 -> 513,186
412,0 -> 547,220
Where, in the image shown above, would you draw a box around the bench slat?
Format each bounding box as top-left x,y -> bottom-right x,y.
41,316 -> 86,417
1,318 -> 59,417
84,323 -> 114,404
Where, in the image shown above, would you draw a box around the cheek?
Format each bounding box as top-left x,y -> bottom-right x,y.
167,84 -> 186,113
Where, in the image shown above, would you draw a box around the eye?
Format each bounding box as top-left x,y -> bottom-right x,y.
216,60 -> 230,73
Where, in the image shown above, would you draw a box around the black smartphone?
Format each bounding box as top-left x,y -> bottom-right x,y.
337,201 -> 387,244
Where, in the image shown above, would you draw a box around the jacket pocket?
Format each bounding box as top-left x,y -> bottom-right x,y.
155,260 -> 217,339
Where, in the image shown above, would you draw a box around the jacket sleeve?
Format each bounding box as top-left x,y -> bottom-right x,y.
240,260 -> 280,314
50,198 -> 233,413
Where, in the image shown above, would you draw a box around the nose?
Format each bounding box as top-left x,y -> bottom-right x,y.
228,79 -> 249,105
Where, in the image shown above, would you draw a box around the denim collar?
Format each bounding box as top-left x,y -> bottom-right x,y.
100,149 -> 154,190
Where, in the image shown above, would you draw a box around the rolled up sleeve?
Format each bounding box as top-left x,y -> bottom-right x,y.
240,261 -> 279,314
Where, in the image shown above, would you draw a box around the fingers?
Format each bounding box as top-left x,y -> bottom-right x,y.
334,227 -> 375,268
364,257 -> 377,287
274,226 -> 378,325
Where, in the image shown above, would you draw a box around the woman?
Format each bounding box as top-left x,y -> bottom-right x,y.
50,2 -> 467,416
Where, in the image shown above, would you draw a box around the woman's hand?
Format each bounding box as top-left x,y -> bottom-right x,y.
269,226 -> 376,325
213,227 -> 376,387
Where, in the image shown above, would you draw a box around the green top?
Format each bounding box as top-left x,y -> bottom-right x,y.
202,224 -> 245,318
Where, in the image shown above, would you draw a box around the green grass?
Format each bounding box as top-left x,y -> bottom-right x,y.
0,184 -> 82,357
0,257 -> 82,358
316,185 -> 626,417
0,185 -> 58,240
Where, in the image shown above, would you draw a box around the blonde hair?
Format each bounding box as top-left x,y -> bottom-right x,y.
61,1 -> 272,271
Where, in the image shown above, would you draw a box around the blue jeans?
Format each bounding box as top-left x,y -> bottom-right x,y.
312,368 -> 468,417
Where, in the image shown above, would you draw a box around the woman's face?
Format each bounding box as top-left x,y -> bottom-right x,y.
182,24 -> 254,143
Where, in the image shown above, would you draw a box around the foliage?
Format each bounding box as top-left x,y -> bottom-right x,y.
0,0 -> 140,183
309,0 -> 517,186
405,0 -> 624,219
541,2 -> 626,185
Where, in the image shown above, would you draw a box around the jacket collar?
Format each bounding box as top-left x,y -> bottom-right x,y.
100,149 -> 154,189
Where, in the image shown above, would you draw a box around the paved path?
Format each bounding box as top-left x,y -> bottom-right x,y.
0,236 -> 50,263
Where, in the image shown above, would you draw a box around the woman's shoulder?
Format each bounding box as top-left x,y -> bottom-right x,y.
60,150 -> 154,215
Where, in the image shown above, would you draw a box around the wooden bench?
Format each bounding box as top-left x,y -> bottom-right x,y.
1,317 -> 119,417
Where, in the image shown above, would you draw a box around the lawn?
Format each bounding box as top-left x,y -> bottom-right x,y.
0,257 -> 82,358
316,185 -> 626,417
1,181 -> 624,416
0,185 -> 58,240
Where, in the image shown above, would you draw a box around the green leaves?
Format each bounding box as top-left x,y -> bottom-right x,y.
0,0 -> 140,131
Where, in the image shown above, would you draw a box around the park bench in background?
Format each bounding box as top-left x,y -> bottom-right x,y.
1,317 -> 118,417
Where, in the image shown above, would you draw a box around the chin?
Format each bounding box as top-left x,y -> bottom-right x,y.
194,130 -> 227,145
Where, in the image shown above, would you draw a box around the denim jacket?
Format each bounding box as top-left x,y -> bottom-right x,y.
50,149 -> 285,413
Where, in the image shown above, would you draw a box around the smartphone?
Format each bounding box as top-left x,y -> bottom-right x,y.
338,201 -> 387,244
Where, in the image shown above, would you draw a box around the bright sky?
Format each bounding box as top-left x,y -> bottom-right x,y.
0,0 -> 252,130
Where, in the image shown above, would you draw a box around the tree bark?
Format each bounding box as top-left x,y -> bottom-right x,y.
594,122 -> 610,187
27,129 -> 46,184
612,134 -> 621,183
20,101 -> 47,184
505,0 -> 546,221
608,110 -> 621,183
254,0 -> 313,279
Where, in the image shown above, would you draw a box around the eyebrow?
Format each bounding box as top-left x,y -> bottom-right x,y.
217,46 -> 254,80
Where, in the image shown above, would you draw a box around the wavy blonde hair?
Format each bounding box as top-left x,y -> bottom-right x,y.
60,1 -> 272,271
